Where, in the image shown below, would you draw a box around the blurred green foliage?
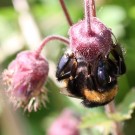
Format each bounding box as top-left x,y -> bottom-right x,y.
0,0 -> 135,135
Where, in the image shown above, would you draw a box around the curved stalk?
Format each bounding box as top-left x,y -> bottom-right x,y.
35,35 -> 69,56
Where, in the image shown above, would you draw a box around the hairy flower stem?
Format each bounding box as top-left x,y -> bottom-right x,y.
84,0 -> 96,35
90,0 -> 96,17
105,101 -> 123,135
59,0 -> 73,26
35,35 -> 69,57
85,0 -> 91,35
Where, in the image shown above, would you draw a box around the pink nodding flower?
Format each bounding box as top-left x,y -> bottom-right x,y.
2,35 -> 69,112
2,50 -> 49,112
48,109 -> 80,135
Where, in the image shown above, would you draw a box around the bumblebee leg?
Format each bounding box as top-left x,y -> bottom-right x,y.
56,51 -> 77,81
67,78 -> 83,97
56,54 -> 70,80
60,87 -> 80,98
57,71 -> 71,80
108,58 -> 118,76
87,75 -> 97,90
96,59 -> 110,89
111,44 -> 126,75
93,58 -> 117,91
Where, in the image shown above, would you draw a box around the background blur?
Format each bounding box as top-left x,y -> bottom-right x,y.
0,0 -> 135,135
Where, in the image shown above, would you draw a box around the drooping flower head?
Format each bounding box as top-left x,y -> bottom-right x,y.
69,0 -> 113,63
69,17 -> 112,62
48,109 -> 80,135
2,51 -> 49,112
2,35 -> 69,112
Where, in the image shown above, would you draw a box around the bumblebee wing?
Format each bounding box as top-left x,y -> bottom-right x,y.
60,88 -> 80,99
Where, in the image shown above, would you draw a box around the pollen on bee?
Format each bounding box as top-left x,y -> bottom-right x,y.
63,79 -> 69,87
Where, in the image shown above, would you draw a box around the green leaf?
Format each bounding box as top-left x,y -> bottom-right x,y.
80,110 -> 114,135
117,88 -> 135,120
80,112 -> 111,128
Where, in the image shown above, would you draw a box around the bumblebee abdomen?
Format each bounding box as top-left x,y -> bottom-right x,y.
82,85 -> 118,107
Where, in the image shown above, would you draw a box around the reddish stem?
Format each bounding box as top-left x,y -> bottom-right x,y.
84,0 -> 96,35
59,0 -> 73,26
35,35 -> 69,56
90,0 -> 96,17
105,101 -> 123,135
85,0 -> 91,35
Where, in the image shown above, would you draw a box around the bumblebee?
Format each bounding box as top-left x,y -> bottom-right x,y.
56,44 -> 126,107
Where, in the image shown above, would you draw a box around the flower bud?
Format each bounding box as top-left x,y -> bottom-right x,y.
2,51 -> 49,112
69,17 -> 113,62
48,109 -> 80,135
